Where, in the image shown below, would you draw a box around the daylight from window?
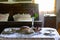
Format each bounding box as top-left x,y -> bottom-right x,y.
35,0 -> 55,12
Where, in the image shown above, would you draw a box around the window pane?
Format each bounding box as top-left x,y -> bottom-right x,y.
35,0 -> 55,12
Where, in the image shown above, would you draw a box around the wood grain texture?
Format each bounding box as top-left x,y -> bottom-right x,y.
44,16 -> 56,28
57,22 -> 60,34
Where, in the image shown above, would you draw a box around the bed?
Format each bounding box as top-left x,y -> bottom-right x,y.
0,3 -> 40,33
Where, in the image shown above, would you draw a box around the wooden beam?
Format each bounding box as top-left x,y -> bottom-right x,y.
54,0 -> 56,14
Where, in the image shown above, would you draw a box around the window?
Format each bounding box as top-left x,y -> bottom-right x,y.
0,0 -> 8,2
34,0 -> 55,13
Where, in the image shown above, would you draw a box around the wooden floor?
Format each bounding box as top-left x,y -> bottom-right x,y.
57,23 -> 60,35
57,28 -> 60,35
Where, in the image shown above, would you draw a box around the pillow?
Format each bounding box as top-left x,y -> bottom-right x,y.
13,14 -> 32,21
0,14 -> 9,21
13,14 -> 31,18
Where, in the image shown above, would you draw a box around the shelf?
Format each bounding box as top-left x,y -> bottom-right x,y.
0,20 -> 42,22
0,0 -> 32,4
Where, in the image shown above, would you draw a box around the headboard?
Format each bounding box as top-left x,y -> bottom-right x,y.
0,3 -> 39,21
